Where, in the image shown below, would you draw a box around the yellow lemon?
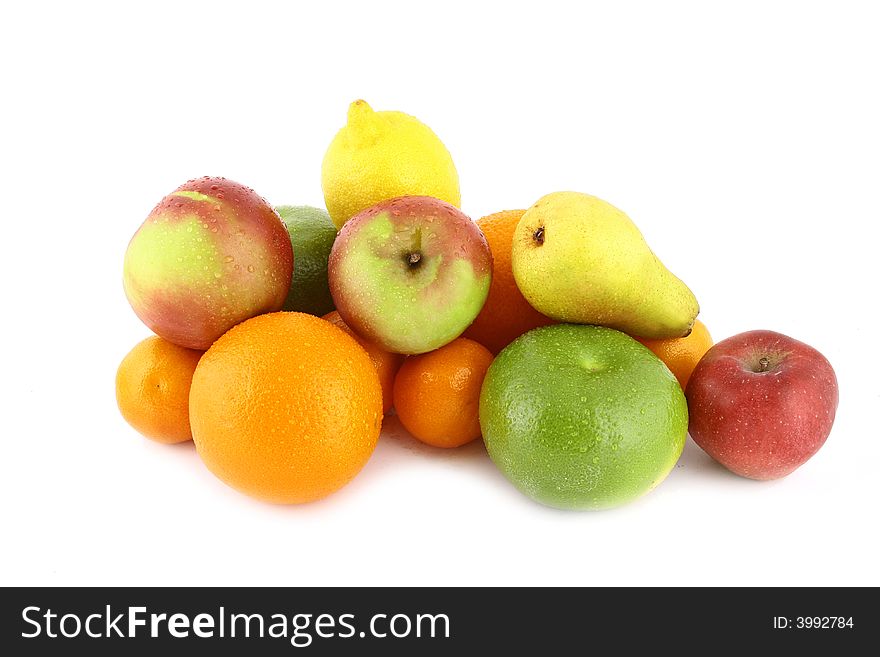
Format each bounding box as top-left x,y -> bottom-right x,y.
321,100 -> 461,229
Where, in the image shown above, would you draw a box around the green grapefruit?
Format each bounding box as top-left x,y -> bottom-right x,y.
277,205 -> 337,316
479,324 -> 687,510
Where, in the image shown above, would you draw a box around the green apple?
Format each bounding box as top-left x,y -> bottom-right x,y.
328,196 -> 492,354
479,324 -> 687,510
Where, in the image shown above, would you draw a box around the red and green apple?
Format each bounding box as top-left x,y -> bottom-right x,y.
123,176 -> 293,350
328,196 -> 492,354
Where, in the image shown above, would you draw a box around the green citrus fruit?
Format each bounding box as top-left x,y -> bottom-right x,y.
479,324 -> 687,510
321,99 -> 461,229
277,205 -> 337,316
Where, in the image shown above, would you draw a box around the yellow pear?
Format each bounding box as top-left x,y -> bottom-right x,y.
511,192 -> 699,338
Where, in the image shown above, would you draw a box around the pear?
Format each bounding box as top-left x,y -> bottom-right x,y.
511,192 -> 699,339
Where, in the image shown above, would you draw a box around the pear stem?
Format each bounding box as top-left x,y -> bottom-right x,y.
533,226 -> 545,245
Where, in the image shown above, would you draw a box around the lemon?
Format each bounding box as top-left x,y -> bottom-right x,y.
321,100 -> 461,229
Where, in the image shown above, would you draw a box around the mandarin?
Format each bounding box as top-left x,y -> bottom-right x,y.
322,311 -> 404,414
393,338 -> 493,448
636,319 -> 713,390
116,336 -> 203,444
462,210 -> 554,354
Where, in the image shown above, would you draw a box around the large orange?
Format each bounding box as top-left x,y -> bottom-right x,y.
393,337 -> 494,448
115,336 -> 202,444
462,210 -> 555,354
189,312 -> 382,504
322,310 -> 404,414
636,319 -> 714,390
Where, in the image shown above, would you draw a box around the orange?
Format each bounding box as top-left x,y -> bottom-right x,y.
636,319 -> 714,390
393,337 -> 494,448
323,310 -> 404,414
115,336 -> 202,444
462,210 -> 555,354
189,312 -> 382,504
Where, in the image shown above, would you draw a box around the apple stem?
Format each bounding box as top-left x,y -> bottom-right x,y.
757,356 -> 770,372
533,226 -> 545,245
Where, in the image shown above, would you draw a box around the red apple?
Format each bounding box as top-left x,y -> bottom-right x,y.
685,330 -> 838,480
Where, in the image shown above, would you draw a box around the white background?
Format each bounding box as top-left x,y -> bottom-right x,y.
2,1 -> 878,587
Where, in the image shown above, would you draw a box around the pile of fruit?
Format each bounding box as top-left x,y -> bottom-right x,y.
116,100 -> 839,510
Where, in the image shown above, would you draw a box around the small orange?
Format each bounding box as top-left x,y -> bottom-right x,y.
115,336 -> 203,444
462,210 -> 555,354
393,337 -> 494,448
636,319 -> 714,390
189,312 -> 382,504
323,310 -> 404,414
